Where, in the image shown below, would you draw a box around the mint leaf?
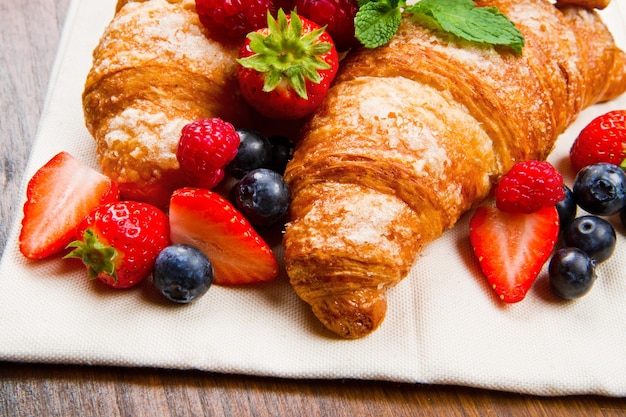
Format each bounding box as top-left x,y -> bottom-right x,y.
355,0 -> 403,49
353,0 -> 524,54
406,0 -> 524,54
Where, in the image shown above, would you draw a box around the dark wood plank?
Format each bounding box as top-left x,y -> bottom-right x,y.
2,361 -> 626,416
0,0 -> 71,253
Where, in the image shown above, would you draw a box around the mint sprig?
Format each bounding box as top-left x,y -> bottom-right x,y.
355,0 -> 524,54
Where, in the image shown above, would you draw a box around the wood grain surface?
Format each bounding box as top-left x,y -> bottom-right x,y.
1,1 -> 626,415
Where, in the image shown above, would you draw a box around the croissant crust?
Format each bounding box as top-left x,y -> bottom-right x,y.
283,0 -> 626,338
82,0 -> 259,208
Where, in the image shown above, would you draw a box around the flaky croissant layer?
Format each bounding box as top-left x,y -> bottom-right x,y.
283,0 -> 626,338
83,0 -> 261,208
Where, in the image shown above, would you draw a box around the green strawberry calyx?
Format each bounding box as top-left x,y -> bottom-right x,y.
65,228 -> 119,282
236,9 -> 333,100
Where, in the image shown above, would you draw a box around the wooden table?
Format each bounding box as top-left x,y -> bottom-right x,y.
2,1 -> 626,415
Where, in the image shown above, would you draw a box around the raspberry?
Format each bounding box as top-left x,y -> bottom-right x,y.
195,0 -> 274,39
494,160 -> 565,214
177,118 -> 240,189
294,0 -> 359,51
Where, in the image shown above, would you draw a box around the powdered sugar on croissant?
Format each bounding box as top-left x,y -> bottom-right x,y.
283,0 -> 626,338
83,0 -> 259,208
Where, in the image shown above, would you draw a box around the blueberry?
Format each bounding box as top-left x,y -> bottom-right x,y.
562,215 -> 616,263
572,163 -> 626,216
549,247 -> 597,300
226,129 -> 272,179
232,168 -> 290,227
153,244 -> 213,304
268,135 -> 294,175
556,184 -> 577,231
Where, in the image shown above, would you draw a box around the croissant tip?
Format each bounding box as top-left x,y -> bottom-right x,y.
311,294 -> 388,339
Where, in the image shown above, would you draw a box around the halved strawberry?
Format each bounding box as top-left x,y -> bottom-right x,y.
19,152 -> 119,260
469,205 -> 560,303
168,187 -> 279,285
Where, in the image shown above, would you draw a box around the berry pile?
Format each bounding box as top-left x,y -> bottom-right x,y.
225,129 -> 293,227
470,109 -> 626,303
549,161 -> 625,299
176,121 -> 293,231
18,115 -> 295,304
164,122 -> 294,292
470,160 -> 563,303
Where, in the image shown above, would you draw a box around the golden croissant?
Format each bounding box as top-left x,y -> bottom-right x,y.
82,0 -> 262,208
283,0 -> 626,338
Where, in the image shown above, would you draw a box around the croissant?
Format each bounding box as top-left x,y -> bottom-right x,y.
556,0 -> 609,10
82,0 -> 261,208
283,0 -> 626,338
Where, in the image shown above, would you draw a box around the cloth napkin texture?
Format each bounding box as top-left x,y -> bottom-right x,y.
1,0 -> 626,397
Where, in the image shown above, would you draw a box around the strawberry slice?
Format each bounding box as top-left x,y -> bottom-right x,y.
19,152 -> 119,260
469,205 -> 560,303
168,187 -> 279,285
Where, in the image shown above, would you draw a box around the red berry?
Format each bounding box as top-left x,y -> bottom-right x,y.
294,0 -> 359,51
494,160 -> 565,214
195,0 -> 274,39
470,205 -> 560,303
569,110 -> 626,173
237,10 -> 339,120
177,118 -> 240,189
169,188 -> 279,285
66,201 -> 170,289
19,152 -> 119,260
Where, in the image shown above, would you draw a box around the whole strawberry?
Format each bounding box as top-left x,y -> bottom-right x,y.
295,0 -> 360,51
177,118 -> 240,189
195,0 -> 274,40
494,160 -> 565,214
65,201 -> 170,289
237,9 -> 339,120
569,110 -> 626,173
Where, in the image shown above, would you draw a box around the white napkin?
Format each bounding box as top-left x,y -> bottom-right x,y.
1,0 -> 626,397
